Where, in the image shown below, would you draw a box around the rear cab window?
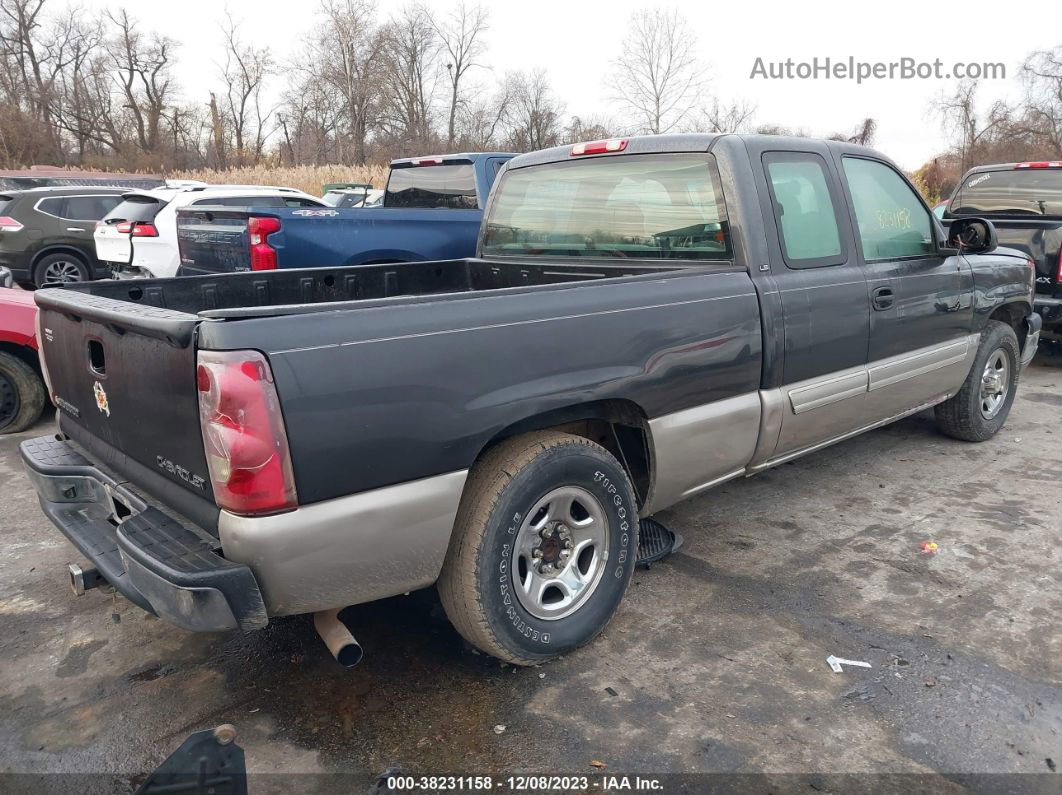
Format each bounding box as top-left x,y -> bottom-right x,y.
949,167 -> 1062,217
385,164 -> 478,209
482,153 -> 732,261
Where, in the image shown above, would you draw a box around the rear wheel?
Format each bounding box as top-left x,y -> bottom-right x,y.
935,320 -> 1020,442
438,431 -> 638,665
34,253 -> 89,288
0,351 -> 46,434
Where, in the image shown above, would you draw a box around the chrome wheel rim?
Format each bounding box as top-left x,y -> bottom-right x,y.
980,349 -> 1010,419
512,486 -> 609,621
42,260 -> 83,285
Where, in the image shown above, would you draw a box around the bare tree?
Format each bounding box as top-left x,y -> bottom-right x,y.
1019,47 -> 1062,154
107,9 -> 177,155
609,8 -> 703,134
217,13 -> 274,165
829,117 -> 877,146
379,3 -> 439,147
699,98 -> 757,133
432,1 -> 488,147
504,69 -> 563,151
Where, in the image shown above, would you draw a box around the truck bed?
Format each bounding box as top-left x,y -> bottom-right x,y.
61,258 -> 690,319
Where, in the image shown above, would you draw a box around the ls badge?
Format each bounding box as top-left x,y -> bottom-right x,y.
93,381 -> 110,417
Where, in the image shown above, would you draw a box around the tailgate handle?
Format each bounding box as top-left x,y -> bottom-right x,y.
87,339 -> 106,375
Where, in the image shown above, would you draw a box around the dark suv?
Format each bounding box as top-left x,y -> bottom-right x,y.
0,187 -> 130,288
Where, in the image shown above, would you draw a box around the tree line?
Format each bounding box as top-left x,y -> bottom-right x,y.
3,0 -> 1059,179
915,49 -> 1062,201
0,0 -> 871,172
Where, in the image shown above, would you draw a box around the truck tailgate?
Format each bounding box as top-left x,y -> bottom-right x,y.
177,210 -> 250,274
34,288 -> 217,524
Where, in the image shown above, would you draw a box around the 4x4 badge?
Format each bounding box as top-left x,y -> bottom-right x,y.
93,381 -> 110,417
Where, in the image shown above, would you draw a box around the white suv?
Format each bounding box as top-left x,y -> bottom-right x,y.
94,185 -> 325,279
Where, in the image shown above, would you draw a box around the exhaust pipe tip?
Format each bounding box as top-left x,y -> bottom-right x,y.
313,608 -> 363,668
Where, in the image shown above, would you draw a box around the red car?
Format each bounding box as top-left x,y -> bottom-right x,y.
0,285 -> 47,433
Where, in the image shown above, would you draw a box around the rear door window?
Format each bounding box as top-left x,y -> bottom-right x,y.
842,158 -> 935,260
385,164 -> 478,209
36,197 -> 66,217
62,194 -> 123,221
763,153 -> 845,267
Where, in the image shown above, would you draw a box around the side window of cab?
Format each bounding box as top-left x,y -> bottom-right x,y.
842,157 -> 935,260
763,152 -> 847,268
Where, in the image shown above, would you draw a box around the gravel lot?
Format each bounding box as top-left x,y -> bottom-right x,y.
1,353 -> 1059,793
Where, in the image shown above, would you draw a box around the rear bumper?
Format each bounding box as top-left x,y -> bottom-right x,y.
20,435 -> 267,632
1035,295 -> 1062,328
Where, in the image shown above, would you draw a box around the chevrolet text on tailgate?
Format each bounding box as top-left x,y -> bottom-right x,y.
22,134 -> 1039,667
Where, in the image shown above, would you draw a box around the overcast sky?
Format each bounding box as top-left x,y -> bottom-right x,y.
79,0 -> 1059,170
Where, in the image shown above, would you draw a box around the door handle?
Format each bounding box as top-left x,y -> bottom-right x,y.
872,286 -> 894,310
66,227 -> 85,233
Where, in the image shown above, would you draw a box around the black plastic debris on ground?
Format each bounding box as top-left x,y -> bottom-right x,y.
636,517 -> 684,568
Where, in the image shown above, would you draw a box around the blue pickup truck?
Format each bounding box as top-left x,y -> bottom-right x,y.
175,152 -> 515,275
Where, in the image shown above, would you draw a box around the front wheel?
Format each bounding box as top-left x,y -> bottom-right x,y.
935,320 -> 1020,442
438,431 -> 638,665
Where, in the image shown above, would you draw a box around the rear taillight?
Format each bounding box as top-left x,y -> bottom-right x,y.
197,349 -> 297,516
248,216 -> 281,271
131,222 -> 158,237
115,221 -> 158,236
1057,248 -> 1062,283
571,139 -> 628,156
0,215 -> 23,232
411,157 -> 443,166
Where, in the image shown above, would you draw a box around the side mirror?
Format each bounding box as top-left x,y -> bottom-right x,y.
946,217 -> 998,254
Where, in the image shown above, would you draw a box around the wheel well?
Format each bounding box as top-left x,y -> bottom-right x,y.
31,246 -> 88,269
477,399 -> 654,508
0,342 -> 41,375
988,302 -> 1030,350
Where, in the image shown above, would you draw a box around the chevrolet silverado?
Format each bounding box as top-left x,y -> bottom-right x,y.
21,134 -> 1038,666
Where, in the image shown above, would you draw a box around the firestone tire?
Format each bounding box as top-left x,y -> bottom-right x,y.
0,351 -> 46,434
438,431 -> 639,665
935,320 -> 1020,442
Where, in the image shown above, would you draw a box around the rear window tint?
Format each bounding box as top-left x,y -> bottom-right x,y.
36,197 -> 65,217
105,197 -> 164,223
483,153 -> 732,261
950,168 -> 1062,216
385,164 -> 477,209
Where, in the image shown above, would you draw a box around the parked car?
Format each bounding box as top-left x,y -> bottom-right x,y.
0,186 -> 133,287
95,186 -> 326,280
0,286 -> 46,433
943,161 -> 1062,341
322,187 -> 384,208
20,134 -> 1037,668
932,199 -> 949,219
174,152 -> 515,276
